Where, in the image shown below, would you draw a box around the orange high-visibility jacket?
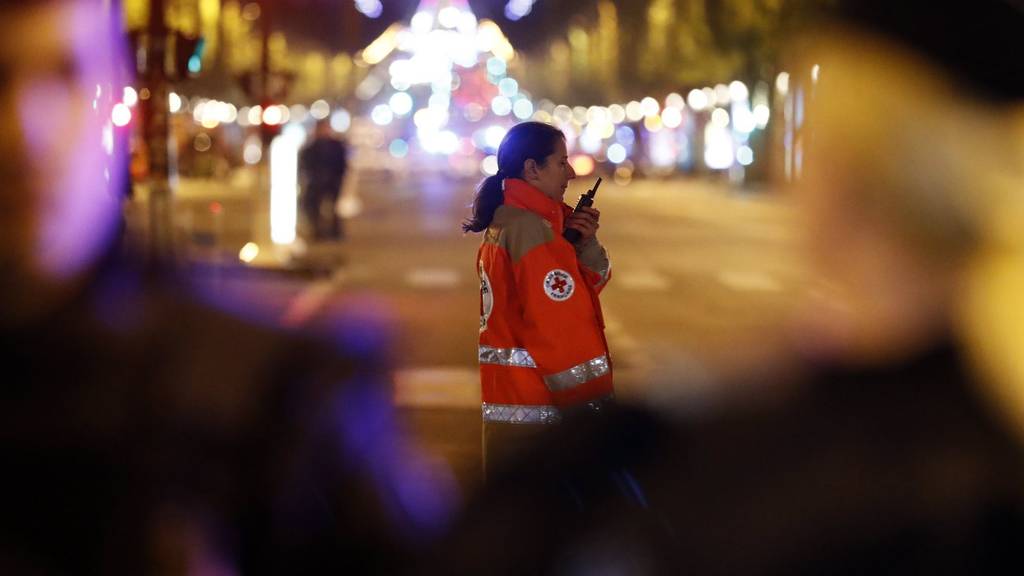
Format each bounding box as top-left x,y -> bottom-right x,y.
476,178 -> 613,424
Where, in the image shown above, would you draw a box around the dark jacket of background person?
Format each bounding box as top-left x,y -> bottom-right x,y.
300,136 -> 349,196
299,131 -> 349,241
425,341 -> 1024,574
0,252 -> 444,574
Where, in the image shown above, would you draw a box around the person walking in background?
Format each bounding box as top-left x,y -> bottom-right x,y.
462,121 -> 614,478
299,119 -> 349,242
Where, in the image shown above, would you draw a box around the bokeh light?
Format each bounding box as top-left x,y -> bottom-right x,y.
239,242 -> 260,263
491,95 -> 512,116
737,145 -> 754,166
569,154 -> 595,176
330,108 -> 352,133
687,89 -> 708,111
607,143 -> 627,164
481,154 -> 499,175
310,99 -> 331,120
111,103 -> 132,127
512,99 -> 534,120
371,104 -> 394,126
389,139 -> 410,158
389,92 -> 414,116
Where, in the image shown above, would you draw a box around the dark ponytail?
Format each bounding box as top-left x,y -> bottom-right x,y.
462,121 -> 566,233
462,173 -> 505,233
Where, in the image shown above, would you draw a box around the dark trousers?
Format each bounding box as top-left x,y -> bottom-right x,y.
301,187 -> 343,241
482,400 -> 617,481
482,421 -> 549,482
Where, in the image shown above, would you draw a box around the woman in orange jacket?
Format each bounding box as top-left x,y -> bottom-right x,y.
463,121 -> 613,475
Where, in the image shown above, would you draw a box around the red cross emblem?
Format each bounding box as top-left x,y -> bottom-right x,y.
543,269 -> 574,301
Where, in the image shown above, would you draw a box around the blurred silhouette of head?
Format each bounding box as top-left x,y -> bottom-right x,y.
0,0 -> 128,322
314,118 -> 333,139
791,0 -> 1024,361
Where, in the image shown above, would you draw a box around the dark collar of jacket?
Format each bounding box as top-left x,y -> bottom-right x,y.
502,178 -> 573,235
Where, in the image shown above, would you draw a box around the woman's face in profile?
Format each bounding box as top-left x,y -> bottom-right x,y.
530,138 -> 575,201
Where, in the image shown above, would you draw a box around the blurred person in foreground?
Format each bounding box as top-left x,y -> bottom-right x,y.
462,122 -> 613,479
425,1 -> 1024,573
0,2 -> 451,573
299,118 -> 349,242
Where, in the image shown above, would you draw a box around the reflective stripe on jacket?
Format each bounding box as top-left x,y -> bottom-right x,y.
477,178 -> 613,423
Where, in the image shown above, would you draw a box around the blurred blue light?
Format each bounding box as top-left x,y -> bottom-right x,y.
505,0 -> 534,20
498,78 -> 519,98
615,125 -> 635,146
737,145 -> 754,166
389,139 -> 409,158
355,0 -> 383,18
486,57 -> 507,77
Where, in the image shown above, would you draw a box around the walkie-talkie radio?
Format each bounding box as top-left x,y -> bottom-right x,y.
563,177 -> 602,244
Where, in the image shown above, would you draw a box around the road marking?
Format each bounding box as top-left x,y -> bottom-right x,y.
740,223 -> 792,241
609,334 -> 639,352
602,310 -> 641,357
405,267 -> 461,289
278,264 -> 350,323
615,268 -> 671,291
393,367 -> 480,409
422,219 -> 456,233
716,270 -> 782,292
280,278 -> 338,327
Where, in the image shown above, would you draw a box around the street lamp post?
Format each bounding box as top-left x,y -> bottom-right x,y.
246,0 -> 276,262
144,0 -> 174,261
242,0 -> 300,265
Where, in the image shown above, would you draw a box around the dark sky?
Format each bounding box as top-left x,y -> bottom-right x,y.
275,0 -> 605,54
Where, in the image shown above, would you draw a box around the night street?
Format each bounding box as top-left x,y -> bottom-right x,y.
11,0 -> 1022,570
131,167 -> 807,491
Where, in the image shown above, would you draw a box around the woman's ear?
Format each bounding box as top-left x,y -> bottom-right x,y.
522,158 -> 539,182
